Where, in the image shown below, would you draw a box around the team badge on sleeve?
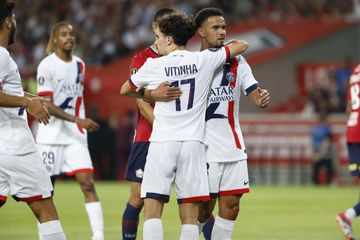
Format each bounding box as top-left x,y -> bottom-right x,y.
37,76 -> 45,85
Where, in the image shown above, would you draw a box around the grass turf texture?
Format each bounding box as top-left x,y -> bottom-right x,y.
0,181 -> 357,240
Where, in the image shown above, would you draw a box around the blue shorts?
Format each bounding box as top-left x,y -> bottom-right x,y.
125,142 -> 150,183
347,143 -> 360,176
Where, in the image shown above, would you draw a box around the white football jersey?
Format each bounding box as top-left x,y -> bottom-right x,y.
130,47 -> 229,142
0,47 -> 37,155
36,53 -> 87,145
205,55 -> 258,163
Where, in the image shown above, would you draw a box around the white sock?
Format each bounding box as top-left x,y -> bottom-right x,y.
143,218 -> 163,240
197,221 -> 206,235
211,215 -> 235,240
85,201 -> 104,240
39,220 -> 66,240
345,208 -> 357,221
37,221 -> 43,240
180,224 -> 199,240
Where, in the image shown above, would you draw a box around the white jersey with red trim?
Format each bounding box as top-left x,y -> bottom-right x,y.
36,53 -> 87,145
0,47 -> 37,155
130,47 -> 229,143
205,55 -> 258,163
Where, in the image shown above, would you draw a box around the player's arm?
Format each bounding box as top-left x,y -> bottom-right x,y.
0,91 -> 50,124
248,87 -> 270,108
227,40 -> 249,58
136,99 -> 154,124
42,95 -> 99,132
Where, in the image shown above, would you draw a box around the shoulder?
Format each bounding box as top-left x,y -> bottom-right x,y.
38,54 -> 56,68
0,47 -> 10,62
73,55 -> 85,65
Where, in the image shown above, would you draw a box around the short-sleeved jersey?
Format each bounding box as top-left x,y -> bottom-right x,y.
205,55 -> 258,163
36,53 -> 87,145
0,47 -> 37,155
346,64 -> 360,143
129,46 -> 158,142
130,47 -> 230,142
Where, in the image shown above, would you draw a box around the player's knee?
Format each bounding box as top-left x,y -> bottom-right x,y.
79,181 -> 96,194
224,203 -> 240,220
129,196 -> 144,208
0,200 -> 5,208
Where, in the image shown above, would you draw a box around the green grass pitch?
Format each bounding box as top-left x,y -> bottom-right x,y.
0,181 -> 357,240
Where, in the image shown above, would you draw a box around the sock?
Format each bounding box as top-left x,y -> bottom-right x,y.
211,215 -> 235,240
353,202 -> 360,217
39,220 -> 66,240
197,221 -> 205,235
345,207 -> 356,221
143,218 -> 163,240
202,215 -> 214,240
85,201 -> 104,240
37,221 -> 43,240
180,224 -> 199,240
122,203 -> 141,239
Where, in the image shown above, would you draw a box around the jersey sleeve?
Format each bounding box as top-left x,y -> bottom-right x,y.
36,60 -> 55,96
201,46 -> 230,70
0,51 -> 9,85
129,54 -> 144,77
129,58 -> 157,92
237,55 -> 259,95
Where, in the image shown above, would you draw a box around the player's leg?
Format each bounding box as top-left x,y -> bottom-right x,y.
65,144 -> 104,240
211,160 -> 250,240
122,182 -> 143,240
3,152 -> 66,240
336,143 -> 359,240
75,171 -> 104,240
198,199 -> 216,240
176,141 -> 210,240
122,142 -> 148,240
27,198 -> 66,240
140,142 -> 176,240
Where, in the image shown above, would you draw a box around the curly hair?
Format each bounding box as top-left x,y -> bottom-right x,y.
157,12 -> 196,46
0,0 -> 15,25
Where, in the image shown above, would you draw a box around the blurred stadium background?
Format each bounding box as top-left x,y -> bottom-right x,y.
2,0 -> 360,239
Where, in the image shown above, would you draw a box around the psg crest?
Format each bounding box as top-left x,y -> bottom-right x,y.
226,72 -> 235,82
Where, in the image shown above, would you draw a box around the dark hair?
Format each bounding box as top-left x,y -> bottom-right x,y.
194,7 -> 224,28
0,0 -> 15,25
153,7 -> 175,22
158,12 -> 195,46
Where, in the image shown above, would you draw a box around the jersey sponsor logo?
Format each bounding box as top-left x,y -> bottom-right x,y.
60,83 -> 83,96
135,168 -> 144,178
131,68 -> 138,75
37,76 -> 45,86
208,86 -> 235,104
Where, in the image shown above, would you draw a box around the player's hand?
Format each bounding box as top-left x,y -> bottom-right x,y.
25,97 -> 50,125
257,88 -> 270,108
76,117 -> 100,132
146,81 -> 182,102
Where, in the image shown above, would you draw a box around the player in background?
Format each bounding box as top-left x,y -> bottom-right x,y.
121,12 -> 249,240
121,7 -> 180,240
0,1 -> 67,239
35,22 -> 104,240
336,63 -> 360,240
194,8 -> 270,240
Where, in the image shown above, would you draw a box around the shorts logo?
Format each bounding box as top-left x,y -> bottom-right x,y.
226,72 -> 236,82
135,169 -> 143,178
38,76 -> 45,85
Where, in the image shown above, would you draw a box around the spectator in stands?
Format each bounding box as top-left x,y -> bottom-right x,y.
335,57 -> 353,112
311,112 -> 335,185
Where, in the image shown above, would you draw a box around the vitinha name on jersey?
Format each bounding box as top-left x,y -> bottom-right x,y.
208,86 -> 235,103
60,83 -> 83,96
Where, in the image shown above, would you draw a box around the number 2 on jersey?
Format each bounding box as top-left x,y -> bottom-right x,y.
170,78 -> 195,111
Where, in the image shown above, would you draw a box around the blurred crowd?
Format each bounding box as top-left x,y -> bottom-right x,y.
10,0 -> 359,71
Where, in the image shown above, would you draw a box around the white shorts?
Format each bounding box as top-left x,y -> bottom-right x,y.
0,151 -> 53,203
141,141 -> 210,203
208,160 -> 250,198
37,143 -> 93,176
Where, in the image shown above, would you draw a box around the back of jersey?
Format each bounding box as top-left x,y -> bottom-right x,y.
347,64 -> 360,143
130,47 -> 228,142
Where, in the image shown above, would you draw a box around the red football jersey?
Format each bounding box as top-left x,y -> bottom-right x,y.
129,46 -> 158,142
346,64 -> 360,143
